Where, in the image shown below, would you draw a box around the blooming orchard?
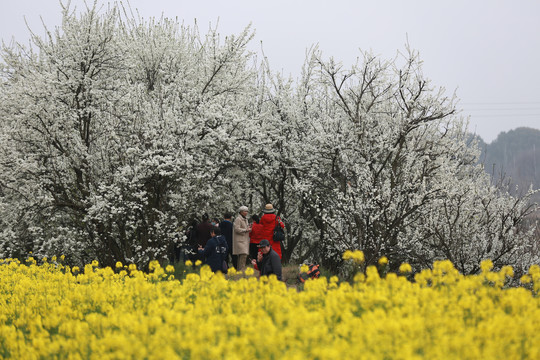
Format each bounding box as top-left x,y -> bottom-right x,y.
1,254 -> 539,359
0,1 -> 537,273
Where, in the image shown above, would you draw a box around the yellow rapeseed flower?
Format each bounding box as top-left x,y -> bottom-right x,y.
343,250 -> 364,263
500,265 -> 514,278
352,250 -> 365,263
480,259 -> 494,272
1,257 -> 539,359
149,260 -> 160,271
342,250 -> 353,260
399,263 -> 412,274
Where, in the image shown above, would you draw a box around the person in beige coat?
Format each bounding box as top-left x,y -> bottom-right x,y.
233,205 -> 251,271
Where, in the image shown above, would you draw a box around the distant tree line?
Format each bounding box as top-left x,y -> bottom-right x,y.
476,128 -> 540,201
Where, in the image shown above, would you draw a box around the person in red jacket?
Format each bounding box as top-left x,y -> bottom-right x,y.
259,204 -> 285,259
249,214 -> 264,261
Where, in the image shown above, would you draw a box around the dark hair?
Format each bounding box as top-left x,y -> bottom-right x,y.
251,214 -> 260,223
202,213 -> 209,221
212,217 -> 219,224
211,226 -> 221,236
223,212 -> 232,219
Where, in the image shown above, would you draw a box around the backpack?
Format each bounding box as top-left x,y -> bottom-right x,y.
215,236 -> 228,272
298,264 -> 321,283
273,216 -> 285,242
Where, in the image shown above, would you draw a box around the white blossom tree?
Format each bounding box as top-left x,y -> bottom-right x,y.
253,47 -> 537,273
0,1 -> 257,266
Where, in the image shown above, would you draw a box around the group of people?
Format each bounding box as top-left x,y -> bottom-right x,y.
183,204 -> 285,280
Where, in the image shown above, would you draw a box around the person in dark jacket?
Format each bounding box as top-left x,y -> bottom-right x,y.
184,219 -> 199,262
249,214 -> 264,261
196,213 -> 213,248
198,226 -> 228,273
219,212 -> 235,268
251,239 -> 282,281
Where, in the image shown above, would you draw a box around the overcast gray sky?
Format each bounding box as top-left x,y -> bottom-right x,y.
1,0 -> 539,143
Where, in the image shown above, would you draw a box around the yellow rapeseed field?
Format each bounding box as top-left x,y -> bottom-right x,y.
1,253 -> 539,359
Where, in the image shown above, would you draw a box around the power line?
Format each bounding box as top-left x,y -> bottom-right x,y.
461,102 -> 540,105
458,102 -> 540,118
467,114 -> 540,118
465,108 -> 540,111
